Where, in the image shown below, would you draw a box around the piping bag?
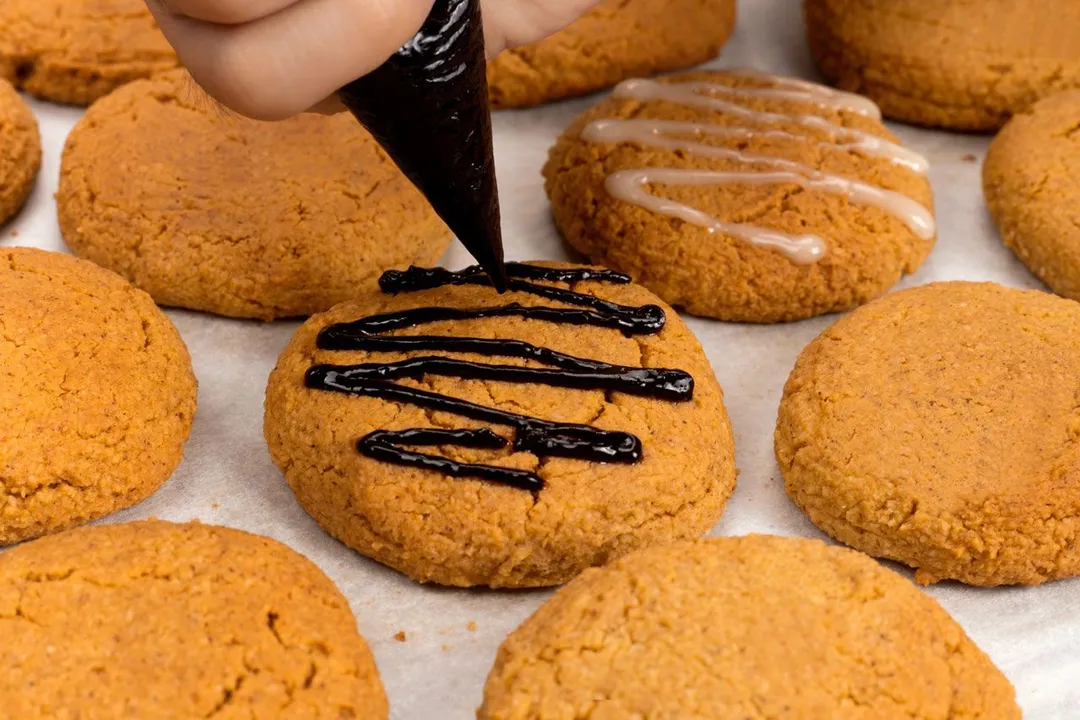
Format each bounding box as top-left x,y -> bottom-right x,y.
337,0 -> 507,291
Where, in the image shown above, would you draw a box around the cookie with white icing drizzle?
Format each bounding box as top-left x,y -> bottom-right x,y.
544,69 -> 936,323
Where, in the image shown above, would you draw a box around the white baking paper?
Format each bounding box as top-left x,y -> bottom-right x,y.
6,0 -> 1078,717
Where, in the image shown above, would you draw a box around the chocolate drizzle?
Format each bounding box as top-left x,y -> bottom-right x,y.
305,263 -> 694,491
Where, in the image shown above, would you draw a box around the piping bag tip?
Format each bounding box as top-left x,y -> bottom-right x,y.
336,0 -> 507,291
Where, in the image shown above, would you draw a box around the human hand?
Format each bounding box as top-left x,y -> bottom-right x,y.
145,0 -> 600,120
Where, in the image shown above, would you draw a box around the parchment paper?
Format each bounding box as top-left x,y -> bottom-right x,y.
7,0 -> 1078,717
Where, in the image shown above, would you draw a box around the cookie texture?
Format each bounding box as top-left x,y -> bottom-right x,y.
0,520 -> 388,718
776,281 -> 1080,586
0,0 -> 179,106
487,0 -> 736,108
984,90 -> 1080,299
805,0 -> 1080,131
545,70 -> 935,323
480,535 -> 1019,719
0,247 -> 196,545
58,69 -> 451,320
264,263 -> 737,588
0,78 -> 39,226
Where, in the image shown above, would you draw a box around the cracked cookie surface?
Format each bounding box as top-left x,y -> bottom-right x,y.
264,263 -> 736,588
57,69 -> 451,320
984,90 -> 1080,300
0,520 -> 388,719
804,0 -> 1080,131
0,247 -> 196,545
487,0 -> 736,109
776,281 -> 1080,586
544,70 -> 935,323
0,0 -> 178,106
0,78 -> 39,226
480,535 -> 1019,719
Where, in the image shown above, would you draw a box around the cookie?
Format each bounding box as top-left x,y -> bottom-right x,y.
57,69 -> 451,320
487,0 -> 737,109
984,90 -> 1080,299
264,262 -> 737,588
544,70 -> 935,323
805,0 -> 1080,131
0,78 -> 40,226
0,520 -> 388,718
0,247 -> 196,545
0,0 -> 179,106
776,281 -> 1080,586
479,535 -> 1019,719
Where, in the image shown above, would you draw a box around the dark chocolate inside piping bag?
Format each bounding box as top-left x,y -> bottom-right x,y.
337,0 -> 507,290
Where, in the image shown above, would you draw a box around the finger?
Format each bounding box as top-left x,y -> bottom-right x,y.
150,0 -> 436,120
149,0 -> 297,25
481,0 -> 601,55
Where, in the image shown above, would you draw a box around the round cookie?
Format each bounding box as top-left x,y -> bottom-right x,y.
487,0 -> 737,109
58,69 -> 451,320
0,0 -> 179,106
544,70 -> 936,323
0,247 -> 196,545
984,90 -> 1080,299
0,78 -> 40,226
264,262 -> 737,588
804,0 -> 1080,131
479,535 -> 1019,719
776,281 -> 1080,586
0,520 -> 388,718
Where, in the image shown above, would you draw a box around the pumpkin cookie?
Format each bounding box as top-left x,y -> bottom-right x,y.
0,0 -> 179,106
487,0 -> 736,108
480,535 -> 1019,719
0,248 -> 196,545
777,281 -> 1080,586
58,69 -> 450,320
264,262 -> 737,588
0,520 -> 388,718
984,90 -> 1080,299
805,0 -> 1080,131
545,69 -> 935,323
0,78 -> 39,226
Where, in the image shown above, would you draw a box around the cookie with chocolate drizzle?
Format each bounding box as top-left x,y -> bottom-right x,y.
545,69 -> 936,323
264,262 -> 736,588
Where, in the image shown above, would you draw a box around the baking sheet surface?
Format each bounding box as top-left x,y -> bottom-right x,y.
7,0 -> 1078,716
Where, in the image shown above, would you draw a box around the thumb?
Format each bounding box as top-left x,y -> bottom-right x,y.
147,0 -> 436,120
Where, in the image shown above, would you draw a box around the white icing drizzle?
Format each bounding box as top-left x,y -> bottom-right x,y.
582,75 -> 934,263
724,68 -> 883,119
611,78 -> 927,174
582,119 -> 935,244
606,169 -> 828,264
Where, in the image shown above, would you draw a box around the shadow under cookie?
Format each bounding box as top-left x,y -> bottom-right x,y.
0,0 -> 179,106
0,247 -> 196,545
57,69 -> 452,321
0,521 -> 388,718
776,281 -> 1080,586
480,535 -> 1019,719
264,262 -> 737,588
545,69 -> 936,323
